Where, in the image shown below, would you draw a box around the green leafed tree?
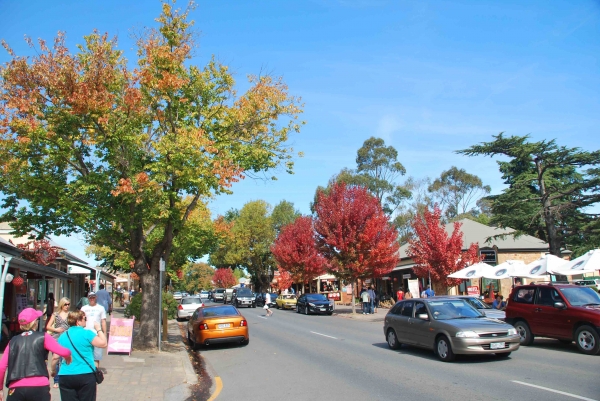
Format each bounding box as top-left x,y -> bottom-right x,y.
181,262 -> 214,293
0,1 -> 303,348
458,133 -> 600,256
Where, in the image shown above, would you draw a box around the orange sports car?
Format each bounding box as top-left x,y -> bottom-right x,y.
187,304 -> 249,349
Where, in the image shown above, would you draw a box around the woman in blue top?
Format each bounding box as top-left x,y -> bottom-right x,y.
51,310 -> 107,401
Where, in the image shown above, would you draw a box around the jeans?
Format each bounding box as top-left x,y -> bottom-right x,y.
370,300 -> 375,313
362,302 -> 369,313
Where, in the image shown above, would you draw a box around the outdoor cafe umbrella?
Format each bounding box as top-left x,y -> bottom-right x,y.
448,262 -> 493,279
510,254 -> 566,278
481,260 -> 525,280
549,249 -> 600,275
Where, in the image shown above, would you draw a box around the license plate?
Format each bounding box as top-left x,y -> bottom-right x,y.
490,342 -> 505,349
217,323 -> 231,329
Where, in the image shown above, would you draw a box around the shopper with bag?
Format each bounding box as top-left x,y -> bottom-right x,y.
53,310 -> 107,401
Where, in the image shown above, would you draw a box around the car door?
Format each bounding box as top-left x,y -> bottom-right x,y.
393,301 -> 414,344
407,301 -> 434,348
531,286 -> 572,339
297,295 -> 306,310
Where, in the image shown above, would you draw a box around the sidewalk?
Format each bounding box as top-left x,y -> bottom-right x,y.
48,307 -> 198,401
332,304 -> 388,322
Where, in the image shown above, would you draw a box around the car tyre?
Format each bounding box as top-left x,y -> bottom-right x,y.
514,320 -> 534,346
187,331 -> 199,351
575,325 -> 600,355
304,305 -> 309,315
386,329 -> 401,350
436,335 -> 455,362
252,303 -> 256,308
495,352 -> 511,359
240,338 -> 249,346
296,305 -> 300,313
276,303 -> 280,309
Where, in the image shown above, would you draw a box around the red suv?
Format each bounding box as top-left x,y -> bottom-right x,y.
505,283 -> 600,355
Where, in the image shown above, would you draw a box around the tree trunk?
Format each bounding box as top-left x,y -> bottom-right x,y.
535,159 -> 562,256
137,259 -> 160,350
351,281 -> 356,314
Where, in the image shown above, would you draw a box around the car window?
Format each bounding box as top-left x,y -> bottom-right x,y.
515,288 -> 535,304
401,301 -> 414,317
237,289 -> 253,297
307,294 -> 328,302
463,297 -> 490,309
535,287 -> 562,306
560,287 -> 600,306
181,297 -> 202,304
203,306 -> 239,317
414,302 -> 427,316
428,300 -> 482,320
390,302 -> 403,315
282,294 -> 296,299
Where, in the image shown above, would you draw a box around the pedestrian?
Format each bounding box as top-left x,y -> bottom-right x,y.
423,284 -> 435,298
46,297 -> 72,388
44,293 -> 55,328
404,290 -> 413,300
263,293 -> 273,317
396,288 -> 404,302
80,293 -> 106,369
368,286 -> 376,314
0,308 -> 72,401
361,288 -> 370,314
95,285 -> 112,315
53,310 -> 107,401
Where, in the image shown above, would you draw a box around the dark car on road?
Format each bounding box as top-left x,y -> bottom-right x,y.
255,293 -> 278,308
296,293 -> 333,315
505,283 -> 600,355
232,288 -> 256,308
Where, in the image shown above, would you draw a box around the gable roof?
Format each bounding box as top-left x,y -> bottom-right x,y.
399,218 -> 548,259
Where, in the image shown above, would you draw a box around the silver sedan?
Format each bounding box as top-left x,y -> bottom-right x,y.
383,297 -> 520,362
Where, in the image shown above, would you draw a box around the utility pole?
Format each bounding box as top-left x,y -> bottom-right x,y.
159,258 -> 165,351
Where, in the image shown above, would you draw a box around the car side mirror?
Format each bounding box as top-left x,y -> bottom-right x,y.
554,302 -> 566,309
418,313 -> 429,321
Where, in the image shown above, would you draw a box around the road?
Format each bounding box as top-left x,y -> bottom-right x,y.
191,301 -> 599,401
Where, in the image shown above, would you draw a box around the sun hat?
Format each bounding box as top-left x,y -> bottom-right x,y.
18,308 -> 43,324
88,292 -> 97,297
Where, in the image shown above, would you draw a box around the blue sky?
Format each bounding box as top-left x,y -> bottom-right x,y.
1,0 -> 599,265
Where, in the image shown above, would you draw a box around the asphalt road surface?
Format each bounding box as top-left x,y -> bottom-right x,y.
192,302 -> 599,401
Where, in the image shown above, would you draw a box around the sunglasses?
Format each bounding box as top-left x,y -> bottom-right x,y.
64,303 -> 70,306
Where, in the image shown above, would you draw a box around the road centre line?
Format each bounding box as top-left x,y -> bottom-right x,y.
511,381 -> 598,401
310,331 -> 338,339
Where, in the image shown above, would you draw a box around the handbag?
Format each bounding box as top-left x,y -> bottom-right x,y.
66,331 -> 104,384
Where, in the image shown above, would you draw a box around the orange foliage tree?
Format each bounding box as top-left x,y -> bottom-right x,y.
212,268 -> 237,289
276,269 -> 293,292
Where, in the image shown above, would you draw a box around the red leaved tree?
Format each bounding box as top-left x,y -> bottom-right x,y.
212,268 -> 237,289
271,216 -> 327,285
407,205 -> 479,292
314,183 -> 400,314
276,269 -> 293,292
14,239 -> 61,265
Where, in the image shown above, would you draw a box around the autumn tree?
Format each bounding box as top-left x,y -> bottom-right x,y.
212,267 -> 237,289
407,205 -> 480,292
0,2 -> 303,348
276,269 -> 293,292
180,262 -> 214,293
271,215 -> 326,285
458,134 -> 600,256
14,239 -> 61,265
313,182 -> 400,314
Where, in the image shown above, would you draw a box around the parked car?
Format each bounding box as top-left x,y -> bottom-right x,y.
296,293 -> 334,315
199,290 -> 210,300
384,297 -> 519,362
232,288 -> 256,308
213,288 -> 225,302
187,304 -> 249,349
173,291 -> 183,301
573,279 -> 600,292
177,296 -> 204,321
505,283 -> 600,355
224,288 -> 234,304
255,293 -> 278,308
449,295 -> 506,320
275,294 -> 297,310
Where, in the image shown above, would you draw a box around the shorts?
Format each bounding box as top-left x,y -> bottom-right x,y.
263,304 -> 269,310
93,346 -> 104,361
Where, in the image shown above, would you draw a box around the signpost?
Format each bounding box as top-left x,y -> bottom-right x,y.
158,258 -> 165,352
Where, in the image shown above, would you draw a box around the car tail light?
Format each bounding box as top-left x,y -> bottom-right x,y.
198,323 -> 209,330
240,320 -> 247,327
178,304 -> 183,310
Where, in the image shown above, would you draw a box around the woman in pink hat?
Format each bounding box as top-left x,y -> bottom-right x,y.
0,307 -> 72,401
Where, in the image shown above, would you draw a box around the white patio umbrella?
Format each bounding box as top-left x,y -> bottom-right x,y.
549,249 -> 600,275
510,254 -> 567,278
481,260 -> 525,279
448,262 -> 493,279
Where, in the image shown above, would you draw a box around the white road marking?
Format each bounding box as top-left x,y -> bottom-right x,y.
310,331 -> 338,339
257,315 -> 268,319
512,381 -> 598,401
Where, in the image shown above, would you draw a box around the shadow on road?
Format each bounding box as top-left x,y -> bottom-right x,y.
373,342 -> 517,364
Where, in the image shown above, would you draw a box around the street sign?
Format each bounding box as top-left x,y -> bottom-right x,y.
159,258 -> 166,272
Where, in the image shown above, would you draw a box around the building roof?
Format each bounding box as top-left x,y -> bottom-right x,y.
399,218 -> 548,259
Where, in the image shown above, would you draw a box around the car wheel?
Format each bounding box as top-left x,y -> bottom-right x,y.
296,305 -> 300,313
276,303 -> 280,309
240,338 -> 249,346
495,352 -> 511,359
327,312 -> 333,316
575,325 -> 600,355
304,305 -> 309,315
436,336 -> 455,362
386,329 -> 401,350
252,303 -> 256,308
187,331 -> 198,351
514,320 -> 534,346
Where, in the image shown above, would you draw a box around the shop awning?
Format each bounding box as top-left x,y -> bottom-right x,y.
68,264 -> 116,283
0,252 -> 73,280
316,274 -> 337,280
392,264 -> 416,272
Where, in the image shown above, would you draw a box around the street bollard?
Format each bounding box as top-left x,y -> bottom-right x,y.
162,307 -> 168,340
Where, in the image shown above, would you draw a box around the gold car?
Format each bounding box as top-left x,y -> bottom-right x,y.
187,304 -> 249,349
275,294 -> 297,310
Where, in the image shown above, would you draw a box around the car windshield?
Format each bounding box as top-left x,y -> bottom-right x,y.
427,300 -> 483,320
307,294 -> 328,302
182,297 -> 202,305
215,289 -> 225,294
203,306 -> 239,317
281,294 -> 296,300
463,297 -> 491,309
237,289 -> 253,297
560,287 -> 600,306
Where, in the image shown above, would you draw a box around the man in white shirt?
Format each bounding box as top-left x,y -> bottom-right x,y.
81,292 -> 107,368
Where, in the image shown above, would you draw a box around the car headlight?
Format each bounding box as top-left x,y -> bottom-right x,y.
455,331 -> 480,338
308,303 -> 316,307
507,328 -> 517,336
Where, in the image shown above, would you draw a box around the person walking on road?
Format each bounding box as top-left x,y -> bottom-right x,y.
80,293 -> 106,369
0,308 -> 72,401
263,293 -> 273,317
361,289 -> 370,315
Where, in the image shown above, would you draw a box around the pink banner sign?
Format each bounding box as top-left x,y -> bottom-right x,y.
107,317 -> 135,355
